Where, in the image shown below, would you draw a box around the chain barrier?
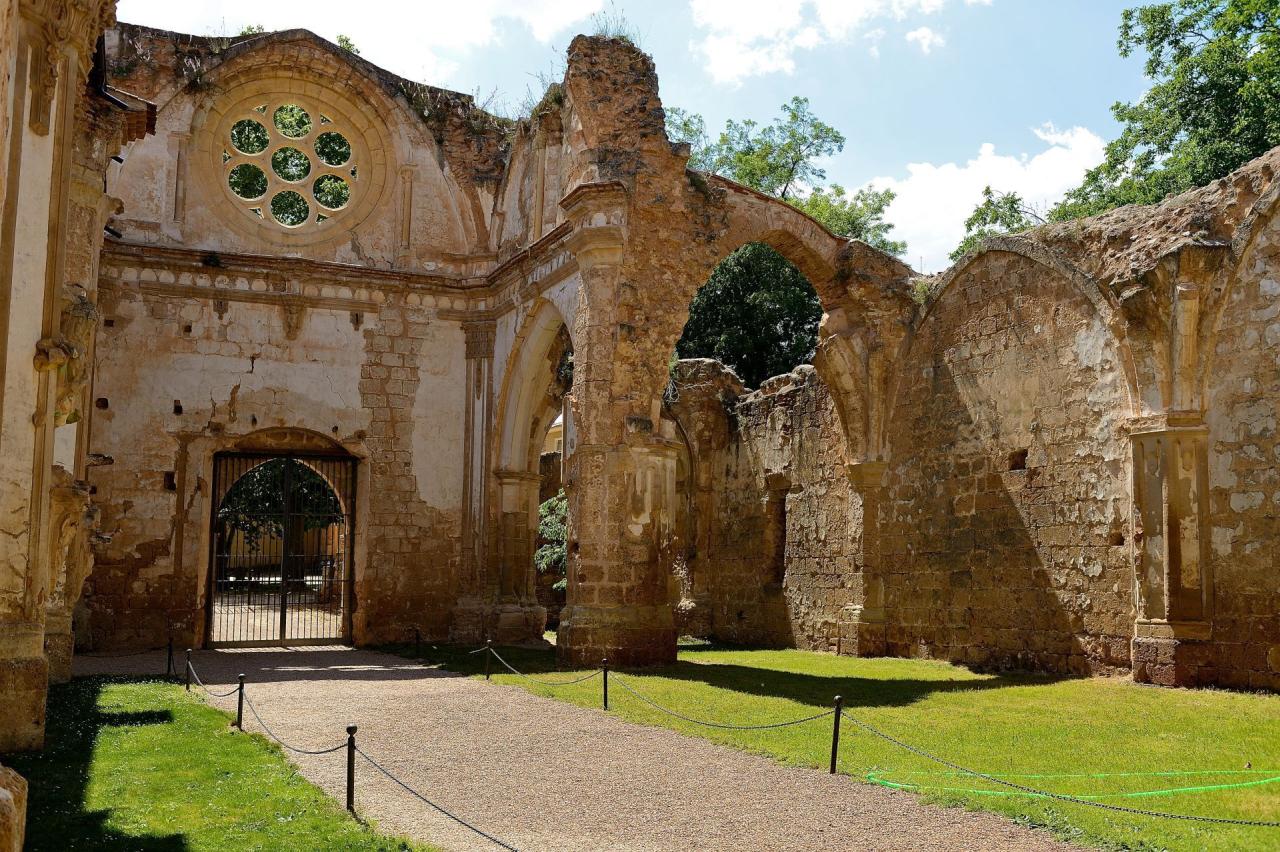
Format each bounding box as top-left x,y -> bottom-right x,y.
182,640 -> 1280,835
839,710 -> 1280,828
487,647 -> 602,686
242,691 -> 347,756
610,673 -> 835,730
355,746 -> 520,851
186,662 -> 242,698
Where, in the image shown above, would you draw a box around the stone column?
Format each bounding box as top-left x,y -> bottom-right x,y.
451,319 -> 495,642
559,433 -> 681,668
1128,414 -> 1213,686
490,469 -> 547,642
42,467 -> 94,682
0,762 -> 26,852
838,460 -> 888,656
555,182 -> 678,667
0,0 -> 115,753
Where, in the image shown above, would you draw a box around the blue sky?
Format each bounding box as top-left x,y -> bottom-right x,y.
116,0 -> 1148,271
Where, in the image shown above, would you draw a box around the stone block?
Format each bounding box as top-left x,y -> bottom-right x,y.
0,764 -> 27,852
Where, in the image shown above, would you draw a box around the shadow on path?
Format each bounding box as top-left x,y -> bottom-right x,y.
380,641 -> 1074,710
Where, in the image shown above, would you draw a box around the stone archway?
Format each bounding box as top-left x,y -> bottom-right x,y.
202,428 -> 360,647
553,175 -> 915,667
488,299 -> 574,642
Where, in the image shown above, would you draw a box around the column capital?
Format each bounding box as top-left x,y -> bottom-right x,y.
561,181 -> 627,269
1123,412 -> 1207,437
21,0 -> 118,134
844,460 -> 888,488
462,319 -> 495,360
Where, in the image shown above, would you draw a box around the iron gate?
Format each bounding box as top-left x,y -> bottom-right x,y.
207,453 -> 357,647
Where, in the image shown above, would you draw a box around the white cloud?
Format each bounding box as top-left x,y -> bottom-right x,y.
115,0 -> 603,85
905,26 -> 945,53
690,0 -> 966,84
864,124 -> 1106,273
865,27 -> 886,59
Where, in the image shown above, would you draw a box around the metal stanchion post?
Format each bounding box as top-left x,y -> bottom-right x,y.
235,674 -> 245,730
414,628 -> 421,659
185,649 -> 192,691
602,658 -> 609,711
346,725 -> 358,813
484,639 -> 492,680
166,635 -> 174,678
830,695 -> 843,774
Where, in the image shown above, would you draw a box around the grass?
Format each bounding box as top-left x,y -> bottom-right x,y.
2,676 -> 434,851
383,640 -> 1280,852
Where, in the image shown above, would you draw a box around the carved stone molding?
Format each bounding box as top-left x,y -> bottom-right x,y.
463,320 -> 496,361
20,0 -> 117,134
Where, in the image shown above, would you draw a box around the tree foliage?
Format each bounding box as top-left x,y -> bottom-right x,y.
665,98 -> 906,387
950,187 -> 1046,261
336,34 -> 360,54
666,99 -> 904,252
1052,0 -> 1280,221
675,243 -> 822,388
794,185 -> 907,256
217,459 -> 343,549
534,489 -> 568,591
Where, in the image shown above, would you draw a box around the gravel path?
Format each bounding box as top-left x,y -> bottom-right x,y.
76,646 -> 1076,852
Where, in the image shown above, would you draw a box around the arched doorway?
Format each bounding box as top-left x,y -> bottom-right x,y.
490,299 -> 574,642
207,453 -> 357,646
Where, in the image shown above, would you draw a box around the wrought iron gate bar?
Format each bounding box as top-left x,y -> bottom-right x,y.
207,452 -> 356,648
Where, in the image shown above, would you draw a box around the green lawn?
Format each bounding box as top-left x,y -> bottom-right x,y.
385,641 -> 1280,852
3,677 -> 432,851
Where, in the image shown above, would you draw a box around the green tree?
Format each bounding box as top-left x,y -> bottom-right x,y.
336,34 -> 360,54
707,96 -> 845,199
665,99 -> 906,387
238,24 -> 265,36
1052,0 -> 1280,220
794,185 -> 907,256
534,489 -> 568,591
216,458 -> 342,549
675,244 -> 821,388
951,187 -> 1045,261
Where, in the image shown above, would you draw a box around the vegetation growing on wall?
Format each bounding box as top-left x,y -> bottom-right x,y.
950,187 -> 1046,261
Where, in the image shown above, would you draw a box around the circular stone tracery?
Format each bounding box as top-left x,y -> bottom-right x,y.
221,99 -> 359,230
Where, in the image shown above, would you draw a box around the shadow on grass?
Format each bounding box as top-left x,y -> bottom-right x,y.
2,676 -> 186,852
379,641 -> 1073,710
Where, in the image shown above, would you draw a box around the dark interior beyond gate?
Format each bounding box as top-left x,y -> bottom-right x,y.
207,453 -> 356,647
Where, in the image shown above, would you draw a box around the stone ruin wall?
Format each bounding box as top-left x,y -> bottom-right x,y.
45,21 -> 1280,691
665,154 -> 1280,689
881,250 -> 1133,676
84,254 -> 470,650
667,360 -> 861,651
1205,197 -> 1280,689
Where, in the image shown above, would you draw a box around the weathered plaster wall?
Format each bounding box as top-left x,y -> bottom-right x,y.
52,24 -> 1280,690
103,24 -> 507,273
84,256 -> 467,648
881,251 -> 1133,675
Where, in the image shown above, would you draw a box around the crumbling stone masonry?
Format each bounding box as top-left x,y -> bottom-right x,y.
4,14 -> 1280,844
59,21 -> 1280,687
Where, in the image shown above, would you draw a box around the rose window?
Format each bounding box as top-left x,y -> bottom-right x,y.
222,101 -> 359,230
